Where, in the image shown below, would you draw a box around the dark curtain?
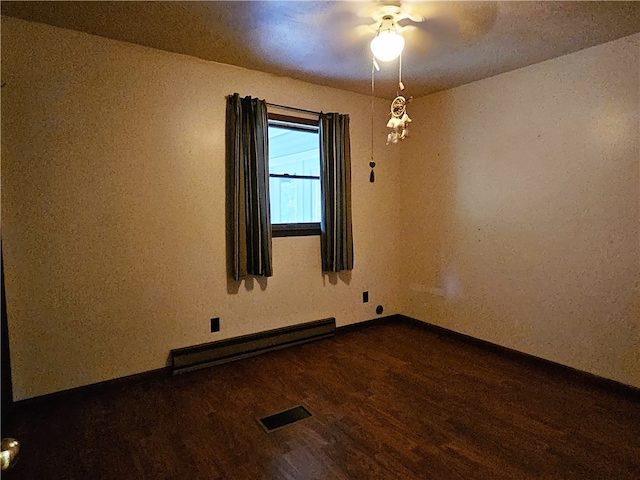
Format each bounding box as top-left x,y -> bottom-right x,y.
319,112 -> 354,272
226,93 -> 273,280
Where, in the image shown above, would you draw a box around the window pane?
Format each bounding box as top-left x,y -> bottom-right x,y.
269,177 -> 321,224
268,126 -> 320,176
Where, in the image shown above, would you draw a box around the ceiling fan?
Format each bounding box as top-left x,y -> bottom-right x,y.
350,1 -> 497,61
369,5 -> 415,62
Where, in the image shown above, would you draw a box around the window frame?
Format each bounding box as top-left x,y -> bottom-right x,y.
268,112 -> 321,238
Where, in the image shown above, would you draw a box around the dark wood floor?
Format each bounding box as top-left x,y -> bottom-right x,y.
6,321 -> 640,479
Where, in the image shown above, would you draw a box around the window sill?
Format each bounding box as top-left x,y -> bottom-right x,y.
272,223 -> 321,237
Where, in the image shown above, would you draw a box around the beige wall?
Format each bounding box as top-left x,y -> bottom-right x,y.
401,34 -> 640,388
1,17 -> 402,400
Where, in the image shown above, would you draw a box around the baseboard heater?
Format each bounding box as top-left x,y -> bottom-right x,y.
170,318 -> 336,375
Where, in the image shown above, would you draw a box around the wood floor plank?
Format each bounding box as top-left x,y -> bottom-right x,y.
7,322 -> 640,479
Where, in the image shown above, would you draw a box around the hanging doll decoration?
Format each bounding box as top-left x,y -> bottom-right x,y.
386,93 -> 411,144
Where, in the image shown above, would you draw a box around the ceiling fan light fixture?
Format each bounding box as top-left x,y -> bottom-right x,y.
370,28 -> 405,62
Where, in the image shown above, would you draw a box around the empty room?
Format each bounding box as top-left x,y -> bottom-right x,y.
1,1 -> 639,478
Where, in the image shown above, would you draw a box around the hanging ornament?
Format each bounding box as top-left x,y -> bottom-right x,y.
386,95 -> 411,145
386,53 -> 412,145
369,162 -> 376,183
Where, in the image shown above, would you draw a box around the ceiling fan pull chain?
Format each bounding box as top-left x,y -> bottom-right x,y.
370,57 -> 376,183
398,52 -> 404,93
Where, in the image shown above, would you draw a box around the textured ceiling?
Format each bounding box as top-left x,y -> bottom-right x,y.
2,1 -> 640,99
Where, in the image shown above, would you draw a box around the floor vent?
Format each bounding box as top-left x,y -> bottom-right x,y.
258,405 -> 312,433
170,318 -> 336,375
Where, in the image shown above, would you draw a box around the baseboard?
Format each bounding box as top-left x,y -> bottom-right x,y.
14,367 -> 171,409
396,315 -> 640,400
336,314 -> 400,334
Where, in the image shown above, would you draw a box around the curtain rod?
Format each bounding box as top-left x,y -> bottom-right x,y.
266,102 -> 321,116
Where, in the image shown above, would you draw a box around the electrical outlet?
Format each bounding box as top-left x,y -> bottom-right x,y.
210,318 -> 220,333
363,291 -> 369,303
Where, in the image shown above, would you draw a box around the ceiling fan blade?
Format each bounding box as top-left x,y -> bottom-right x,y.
354,2 -> 394,20
354,22 -> 380,38
397,2 -> 426,23
405,1 -> 498,43
418,16 -> 461,44
403,28 -> 437,56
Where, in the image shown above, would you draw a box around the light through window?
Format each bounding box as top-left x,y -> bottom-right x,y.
268,114 -> 321,236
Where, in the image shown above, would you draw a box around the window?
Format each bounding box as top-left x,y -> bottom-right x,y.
268,113 -> 321,237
